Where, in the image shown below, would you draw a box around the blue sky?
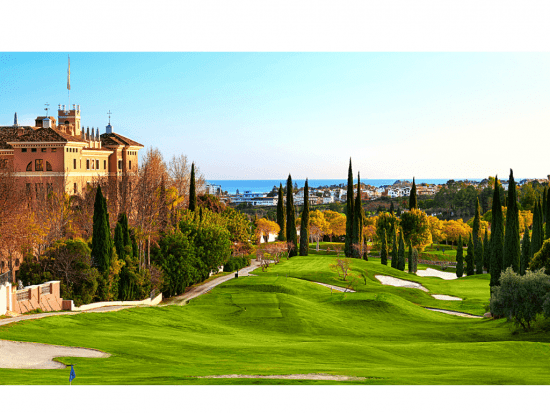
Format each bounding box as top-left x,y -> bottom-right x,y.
2,52 -> 550,180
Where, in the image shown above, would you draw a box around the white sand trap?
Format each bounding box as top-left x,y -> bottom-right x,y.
197,374 -> 366,381
375,275 -> 428,292
431,294 -> 462,301
424,308 -> 482,318
313,282 -> 355,293
416,268 -> 457,280
0,340 -> 110,369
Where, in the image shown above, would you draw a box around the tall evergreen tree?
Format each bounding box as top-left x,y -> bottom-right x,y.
409,177 -> 417,210
381,228 -> 388,265
276,183 -> 286,241
345,159 -> 355,257
466,234 -> 475,276
389,201 -> 394,215
520,226 -> 531,276
483,230 -> 490,272
91,185 -> 112,273
472,197 -> 482,249
299,179 -> 310,256
543,187 -> 548,224
490,176 -> 504,287
120,213 -> 131,254
475,235 -> 484,274
456,235 -> 464,278
114,222 -> 125,260
189,162 -> 197,212
503,169 -> 520,273
391,230 -> 398,269
159,176 -> 169,233
531,200 -> 541,259
352,172 -> 363,258
397,232 -> 405,271
407,239 -> 413,273
538,198 -> 544,249
546,187 -> 550,240
286,174 -> 298,258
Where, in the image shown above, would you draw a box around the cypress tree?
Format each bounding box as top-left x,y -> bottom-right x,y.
466,234 -> 475,276
352,172 -> 363,258
381,228 -> 388,265
299,179 -> 310,256
456,235 -> 464,278
503,169 -> 520,273
409,177 -> 417,210
91,185 -> 112,273
530,200 -> 541,259
159,176 -> 169,233
389,201 -> 394,215
397,232 -> 405,271
391,230 -> 398,268
189,162 -> 197,212
411,247 -> 418,274
407,239 -> 413,273
483,230 -> 490,272
543,187 -> 547,224
520,226 -> 530,275
345,159 -> 355,257
490,176 -> 504,286
472,197 -> 482,249
475,235 -> 484,274
538,198 -> 544,249
277,183 -> 286,241
120,213 -> 131,255
286,174 -> 298,258
546,187 -> 550,239
114,222 -> 125,260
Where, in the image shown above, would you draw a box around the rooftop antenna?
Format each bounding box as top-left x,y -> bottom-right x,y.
107,110 -> 112,125
44,102 -> 50,118
67,54 -> 71,112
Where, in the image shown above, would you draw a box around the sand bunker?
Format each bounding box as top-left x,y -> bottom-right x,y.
424,308 -> 482,318
0,340 -> 110,369
416,268 -> 457,280
431,294 -> 462,301
313,282 -> 355,293
197,374 -> 366,381
375,275 -> 428,292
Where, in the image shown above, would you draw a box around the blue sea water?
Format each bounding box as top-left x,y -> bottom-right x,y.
206,179 -> 480,195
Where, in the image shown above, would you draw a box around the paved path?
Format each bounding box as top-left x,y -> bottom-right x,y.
313,282 -> 356,293
162,261 -> 261,306
424,307 -> 483,318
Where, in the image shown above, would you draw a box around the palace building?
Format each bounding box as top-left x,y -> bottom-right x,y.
0,106 -> 144,196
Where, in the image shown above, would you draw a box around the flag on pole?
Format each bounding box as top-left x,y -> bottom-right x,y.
69,364 -> 76,384
67,55 -> 71,91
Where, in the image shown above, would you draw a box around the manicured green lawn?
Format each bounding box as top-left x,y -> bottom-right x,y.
1,256 -> 550,385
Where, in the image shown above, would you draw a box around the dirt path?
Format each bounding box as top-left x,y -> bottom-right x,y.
196,373 -> 366,381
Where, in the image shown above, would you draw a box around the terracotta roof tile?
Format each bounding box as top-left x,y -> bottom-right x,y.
100,132 -> 143,148
0,126 -> 37,149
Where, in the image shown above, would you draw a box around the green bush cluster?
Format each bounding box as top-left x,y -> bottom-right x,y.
490,267 -> 550,331
224,256 -> 251,272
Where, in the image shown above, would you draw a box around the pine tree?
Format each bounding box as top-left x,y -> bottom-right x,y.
546,187 -> 550,240
299,179 -> 310,256
397,232 -> 405,271
543,187 -> 547,224
408,239 -> 413,273
381,228 -> 388,265
409,177 -> 417,210
520,226 -> 530,275
277,183 -> 286,241
189,162 -> 197,212
530,200 -> 541,259
475,235 -> 484,274
490,176 -> 504,286
286,174 -> 298,258
538,198 -> 544,249
456,235 -> 464,278
503,169 -> 520,273
483,230 -> 490,272
352,172 -> 363,258
345,159 -> 355,257
391,230 -> 398,269
466,234 -> 475,276
91,185 -> 112,274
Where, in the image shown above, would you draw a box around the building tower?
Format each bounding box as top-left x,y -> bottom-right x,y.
57,104 -> 81,136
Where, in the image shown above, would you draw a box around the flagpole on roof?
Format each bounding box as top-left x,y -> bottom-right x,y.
67,54 -> 71,111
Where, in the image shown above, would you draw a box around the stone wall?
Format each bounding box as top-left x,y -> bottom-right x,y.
10,281 -> 63,315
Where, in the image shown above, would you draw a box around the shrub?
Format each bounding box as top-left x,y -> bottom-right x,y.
490,267 -> 550,330
224,256 -> 251,272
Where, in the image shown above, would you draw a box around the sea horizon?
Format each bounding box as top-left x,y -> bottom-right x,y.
206,178 -> 490,195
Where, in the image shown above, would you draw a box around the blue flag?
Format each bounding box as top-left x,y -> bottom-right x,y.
69,365 -> 76,383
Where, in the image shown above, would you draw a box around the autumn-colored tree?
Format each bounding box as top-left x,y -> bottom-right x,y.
329,257 -> 353,281
255,218 -> 281,244
399,208 -> 432,251
324,210 -> 346,241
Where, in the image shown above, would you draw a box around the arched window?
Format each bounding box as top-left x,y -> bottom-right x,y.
46,161 -> 52,171
26,162 -> 32,171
